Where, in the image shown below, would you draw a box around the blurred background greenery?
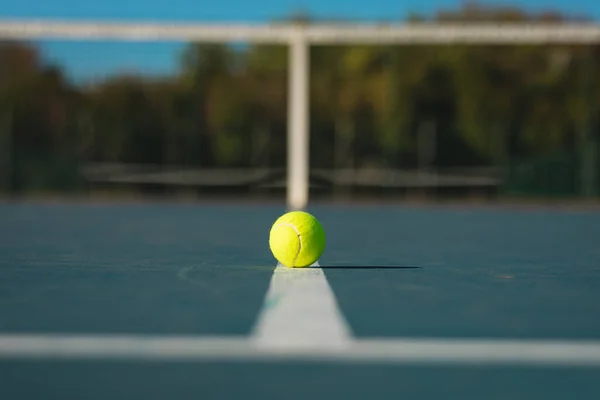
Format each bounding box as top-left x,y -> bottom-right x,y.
0,2 -> 598,202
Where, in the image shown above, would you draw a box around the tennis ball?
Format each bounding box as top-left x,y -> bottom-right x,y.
269,211 -> 326,268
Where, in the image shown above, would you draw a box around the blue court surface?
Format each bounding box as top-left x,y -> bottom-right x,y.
1,202 -> 600,399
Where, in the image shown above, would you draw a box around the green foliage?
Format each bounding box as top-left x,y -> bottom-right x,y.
0,2 -> 598,195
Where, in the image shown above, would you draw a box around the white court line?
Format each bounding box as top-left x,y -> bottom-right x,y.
250,263 -> 352,348
2,335 -> 600,365
3,264 -> 600,366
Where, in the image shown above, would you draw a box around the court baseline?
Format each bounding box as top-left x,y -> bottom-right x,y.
2,265 -> 600,366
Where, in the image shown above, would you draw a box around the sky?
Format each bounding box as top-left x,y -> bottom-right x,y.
3,0 -> 600,82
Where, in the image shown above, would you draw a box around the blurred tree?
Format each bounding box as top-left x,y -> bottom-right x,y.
1,2 -> 598,197
0,41 -> 81,192
243,44 -> 288,167
179,43 -> 253,167
88,75 -> 165,163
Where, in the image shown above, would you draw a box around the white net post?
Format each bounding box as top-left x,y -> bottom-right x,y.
287,29 -> 310,210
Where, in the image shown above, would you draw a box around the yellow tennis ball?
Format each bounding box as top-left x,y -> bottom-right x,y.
269,211 -> 326,268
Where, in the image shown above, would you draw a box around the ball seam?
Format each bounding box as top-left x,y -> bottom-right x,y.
278,222 -> 302,267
